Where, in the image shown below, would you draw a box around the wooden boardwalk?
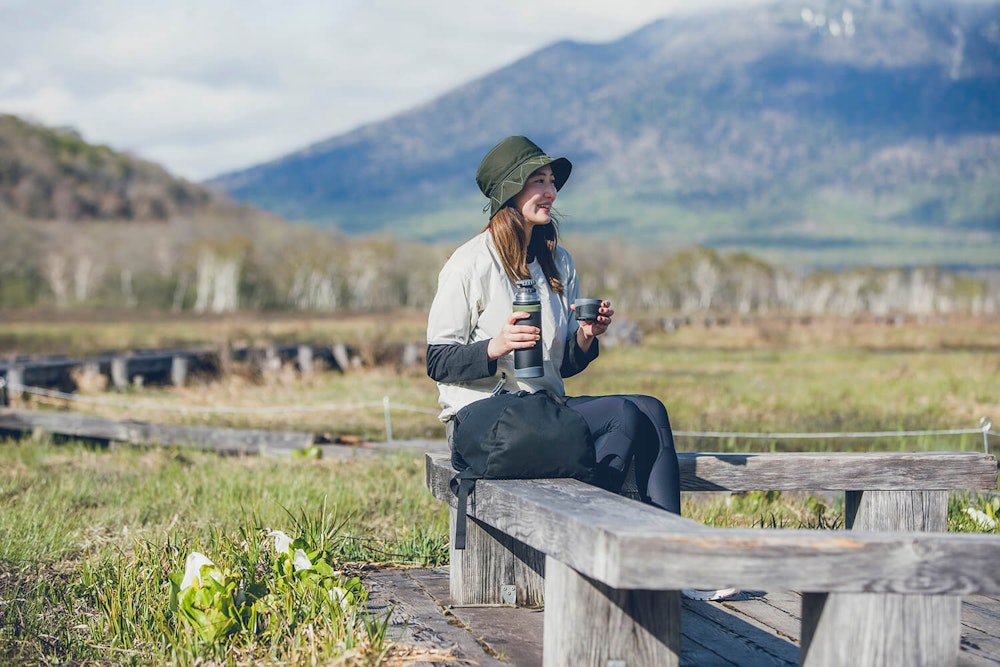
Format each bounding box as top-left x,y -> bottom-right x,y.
366,567 -> 1000,666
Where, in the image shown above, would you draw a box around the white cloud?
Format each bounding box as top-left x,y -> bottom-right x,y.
0,0 -> 763,180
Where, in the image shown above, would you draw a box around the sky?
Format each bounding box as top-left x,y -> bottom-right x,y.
1,0 -> 764,182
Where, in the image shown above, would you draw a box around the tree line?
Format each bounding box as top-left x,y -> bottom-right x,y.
0,214 -> 995,317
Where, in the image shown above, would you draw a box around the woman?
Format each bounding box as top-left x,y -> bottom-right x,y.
425,135 -> 681,515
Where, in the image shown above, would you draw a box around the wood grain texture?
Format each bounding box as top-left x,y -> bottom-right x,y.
543,556 -> 681,667
426,453 -> 1000,595
801,592 -> 961,666
846,489 -> 949,531
449,508 -> 544,606
365,569 -> 1000,667
678,452 -> 997,492
363,567 -> 513,667
682,596 -> 798,666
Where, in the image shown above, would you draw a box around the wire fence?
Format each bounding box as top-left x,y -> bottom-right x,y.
2,379 -> 996,452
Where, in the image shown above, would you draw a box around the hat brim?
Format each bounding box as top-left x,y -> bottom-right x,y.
490,155 -> 572,218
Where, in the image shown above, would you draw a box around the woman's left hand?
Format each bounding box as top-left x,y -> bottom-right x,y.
578,300 -> 614,339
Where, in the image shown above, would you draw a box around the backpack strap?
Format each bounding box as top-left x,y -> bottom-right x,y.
449,472 -> 478,550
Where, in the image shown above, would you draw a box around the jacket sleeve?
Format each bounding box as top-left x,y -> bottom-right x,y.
560,334 -> 598,378
426,341 -> 497,382
426,255 -> 498,382
557,247 -> 598,378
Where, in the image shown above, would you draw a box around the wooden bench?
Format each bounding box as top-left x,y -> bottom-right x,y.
425,451 -> 999,666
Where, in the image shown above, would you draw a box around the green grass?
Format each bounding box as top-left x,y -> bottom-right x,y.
0,437 -> 446,666
1,313 -> 998,664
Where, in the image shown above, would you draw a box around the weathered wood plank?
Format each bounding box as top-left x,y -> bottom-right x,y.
426,453 -> 1000,595
959,632 -> 1000,666
431,452 -> 997,499
402,566 -> 545,667
679,452 -> 997,492
963,595 -> 1000,627
543,556 -> 681,667
369,567 -> 1000,667
801,592 -> 961,666
846,489 -> 950,531
817,488 -> 959,665
363,567 -> 512,666
449,509 -> 545,606
0,408 -> 313,454
682,597 -> 798,666
707,591 -> 803,646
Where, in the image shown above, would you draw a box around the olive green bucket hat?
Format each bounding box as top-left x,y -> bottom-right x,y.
476,136 -> 572,218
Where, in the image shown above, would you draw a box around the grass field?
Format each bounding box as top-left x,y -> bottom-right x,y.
7,311 -> 996,449
1,311 -> 998,665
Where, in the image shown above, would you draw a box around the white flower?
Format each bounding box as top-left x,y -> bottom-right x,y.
292,548 -> 313,571
965,507 -> 997,530
180,552 -> 216,590
329,586 -> 350,612
269,530 -> 294,555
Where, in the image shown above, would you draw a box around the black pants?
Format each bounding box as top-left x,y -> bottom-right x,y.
566,394 -> 681,514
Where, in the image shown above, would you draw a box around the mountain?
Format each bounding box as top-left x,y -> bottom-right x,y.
209,0 -> 1000,269
0,113 -> 227,222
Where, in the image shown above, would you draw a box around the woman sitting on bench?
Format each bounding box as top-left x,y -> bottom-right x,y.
426,136 -> 735,599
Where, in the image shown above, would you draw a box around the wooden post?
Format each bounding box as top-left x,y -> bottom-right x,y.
217,343 -> 233,378
845,489 -> 949,532
170,356 -> 188,387
801,593 -> 960,667
4,368 -> 23,401
110,357 -> 129,391
297,345 -> 313,377
801,489 -> 960,666
543,556 -> 681,667
449,508 -> 545,607
331,343 -> 350,372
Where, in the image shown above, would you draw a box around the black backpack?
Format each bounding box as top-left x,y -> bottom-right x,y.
449,389 -> 596,549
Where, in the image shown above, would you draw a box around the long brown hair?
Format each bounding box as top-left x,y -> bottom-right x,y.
484,206 -> 565,294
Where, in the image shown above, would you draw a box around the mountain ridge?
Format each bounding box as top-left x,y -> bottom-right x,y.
208,0 -> 1000,268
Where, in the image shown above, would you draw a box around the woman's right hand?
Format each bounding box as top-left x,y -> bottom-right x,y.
487,311 -> 540,360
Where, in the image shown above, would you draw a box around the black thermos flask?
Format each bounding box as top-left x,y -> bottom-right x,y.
513,279 -> 543,378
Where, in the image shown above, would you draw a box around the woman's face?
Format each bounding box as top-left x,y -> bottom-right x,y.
511,165 -> 557,229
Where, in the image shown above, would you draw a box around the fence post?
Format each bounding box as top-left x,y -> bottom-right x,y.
297,345 -> 313,377
6,368 -> 24,401
111,357 -> 129,391
171,356 -> 188,387
383,396 -> 393,442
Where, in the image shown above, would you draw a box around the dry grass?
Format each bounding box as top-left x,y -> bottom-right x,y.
5,311 -> 999,448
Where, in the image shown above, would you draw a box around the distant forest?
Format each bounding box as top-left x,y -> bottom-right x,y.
0,214 -> 994,317
0,113 -> 995,318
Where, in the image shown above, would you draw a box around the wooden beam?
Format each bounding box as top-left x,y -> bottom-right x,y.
678,452 -> 997,492
0,408 -> 313,455
425,453 -> 1000,595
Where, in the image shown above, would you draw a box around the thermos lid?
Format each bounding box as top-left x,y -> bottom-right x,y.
516,279 -> 536,289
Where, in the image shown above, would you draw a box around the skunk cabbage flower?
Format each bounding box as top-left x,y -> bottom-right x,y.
268,530 -> 294,555
292,548 -> 313,571
180,552 -> 220,590
329,585 -> 350,612
172,552 -> 241,643
965,507 -> 997,530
